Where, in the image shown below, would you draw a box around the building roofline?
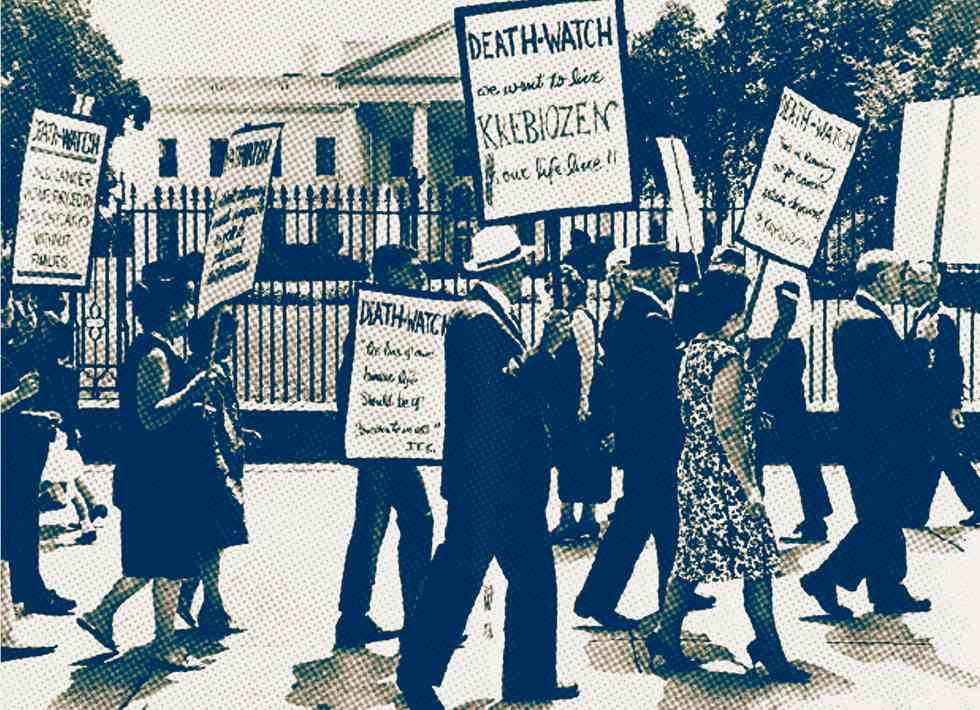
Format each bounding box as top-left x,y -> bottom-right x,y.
332,21 -> 454,82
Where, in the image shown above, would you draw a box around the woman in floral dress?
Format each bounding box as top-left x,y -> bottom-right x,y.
644,268 -> 809,684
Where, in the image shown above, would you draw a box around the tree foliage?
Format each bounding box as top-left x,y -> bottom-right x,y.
1,0 -> 149,237
628,0 -> 980,249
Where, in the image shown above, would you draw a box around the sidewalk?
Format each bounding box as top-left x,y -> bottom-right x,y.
2,463 -> 979,710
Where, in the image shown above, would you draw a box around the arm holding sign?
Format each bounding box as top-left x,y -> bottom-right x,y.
135,348 -> 220,432
747,282 -> 799,376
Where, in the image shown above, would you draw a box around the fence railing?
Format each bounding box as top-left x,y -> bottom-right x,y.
72,178 -> 979,411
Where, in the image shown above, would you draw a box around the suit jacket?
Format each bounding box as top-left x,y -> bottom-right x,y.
833,294 -> 920,516
440,283 -> 554,511
606,288 -> 683,472
833,294 -> 912,443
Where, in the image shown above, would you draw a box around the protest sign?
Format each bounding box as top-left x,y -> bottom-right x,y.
894,95 -> 980,264
343,286 -> 459,461
198,123 -> 283,315
657,137 -> 705,261
13,109 -> 107,288
738,88 -> 861,270
456,0 -> 636,224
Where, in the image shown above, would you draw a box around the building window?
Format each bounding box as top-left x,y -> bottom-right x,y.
272,138 -> 282,178
389,137 -> 411,179
158,139 -> 177,177
316,137 -> 336,176
453,137 -> 475,177
209,138 -> 229,178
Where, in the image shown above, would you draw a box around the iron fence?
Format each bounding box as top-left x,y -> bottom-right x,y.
72,177 -> 978,410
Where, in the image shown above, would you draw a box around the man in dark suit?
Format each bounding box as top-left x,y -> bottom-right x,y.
397,226 -> 578,709
801,250 -> 932,617
334,245 -> 434,648
574,244 -> 714,631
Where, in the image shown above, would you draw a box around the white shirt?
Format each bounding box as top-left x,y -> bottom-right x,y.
633,286 -> 674,319
854,288 -> 901,338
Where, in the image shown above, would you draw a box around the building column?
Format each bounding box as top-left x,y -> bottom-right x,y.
411,102 -> 429,178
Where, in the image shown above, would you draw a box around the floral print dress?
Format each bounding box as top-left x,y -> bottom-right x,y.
671,336 -> 781,583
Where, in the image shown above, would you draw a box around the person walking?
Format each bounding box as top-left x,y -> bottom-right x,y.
77,258 -> 219,670
397,226 -> 577,709
1,284 -> 75,616
908,310 -> 980,527
176,305 -> 258,637
548,264 -> 610,542
574,244 -> 714,630
333,245 -> 435,648
801,251 -> 933,618
644,268 -> 810,684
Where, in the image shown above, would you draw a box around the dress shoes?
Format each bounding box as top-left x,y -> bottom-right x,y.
18,589 -> 76,616
688,593 -> 717,611
334,614 -> 399,648
780,521 -> 828,545
874,594 -> 931,615
502,683 -> 580,703
396,674 -> 445,710
573,599 -> 639,630
800,572 -> 853,619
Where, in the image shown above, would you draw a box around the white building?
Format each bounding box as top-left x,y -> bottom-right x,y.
112,23 -> 472,195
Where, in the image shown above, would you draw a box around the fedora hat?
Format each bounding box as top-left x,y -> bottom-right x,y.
624,243 -> 680,270
464,225 -> 534,274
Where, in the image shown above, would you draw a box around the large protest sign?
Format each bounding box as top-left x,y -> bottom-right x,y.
344,286 -> 459,461
198,124 -> 283,315
893,95 -> 980,264
657,137 -> 705,258
738,88 -> 861,270
456,0 -> 635,224
13,109 -> 107,288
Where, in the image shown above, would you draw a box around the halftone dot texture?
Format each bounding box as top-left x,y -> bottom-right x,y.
4,0 -> 980,707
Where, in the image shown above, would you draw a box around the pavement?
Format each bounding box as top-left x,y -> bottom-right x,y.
2,462 -> 979,710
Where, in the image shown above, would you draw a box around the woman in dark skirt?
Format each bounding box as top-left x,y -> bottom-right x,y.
177,305 -> 259,635
548,264 -> 611,541
77,260 -> 219,669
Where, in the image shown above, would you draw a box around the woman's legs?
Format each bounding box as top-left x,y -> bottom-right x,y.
743,575 -> 810,681
86,576 -> 148,625
657,575 -> 696,645
151,577 -> 182,656
743,576 -> 785,657
198,551 -> 224,616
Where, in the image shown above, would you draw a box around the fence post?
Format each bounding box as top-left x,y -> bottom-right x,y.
545,216 -> 563,309
405,166 -> 425,249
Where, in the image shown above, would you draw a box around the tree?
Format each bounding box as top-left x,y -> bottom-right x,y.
1,0 -> 149,240
628,0 -> 979,261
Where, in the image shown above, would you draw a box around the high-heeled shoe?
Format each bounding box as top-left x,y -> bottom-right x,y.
746,639 -> 811,684
644,631 -> 701,673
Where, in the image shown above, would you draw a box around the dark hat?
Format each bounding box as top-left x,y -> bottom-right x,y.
141,252 -> 203,287
131,255 -> 197,315
709,246 -> 746,271
625,243 -> 680,269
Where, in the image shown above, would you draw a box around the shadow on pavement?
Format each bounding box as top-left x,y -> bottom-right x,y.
286,647 -> 400,709
552,539 -> 600,565
49,629 -> 228,710
814,613 -> 980,688
583,631 -> 853,709
657,662 -> 853,710
905,526 -> 972,555
1,644 -> 58,662
775,542 -> 829,578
